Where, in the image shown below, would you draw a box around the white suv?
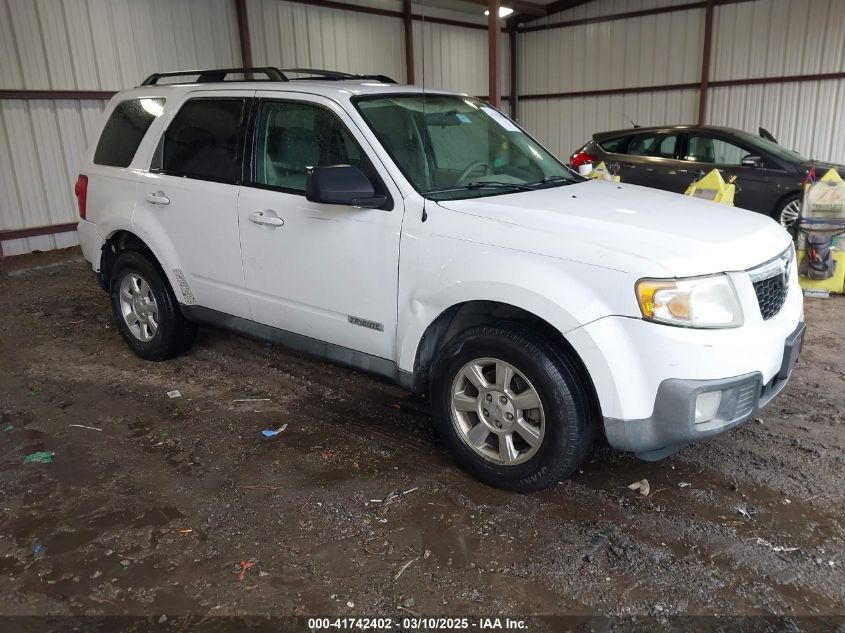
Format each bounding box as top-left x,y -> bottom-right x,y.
75,67 -> 804,492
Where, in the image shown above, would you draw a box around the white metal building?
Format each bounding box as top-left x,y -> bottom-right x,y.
1,0 -> 843,256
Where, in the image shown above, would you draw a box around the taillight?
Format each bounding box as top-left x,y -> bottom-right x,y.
74,174 -> 88,219
569,150 -> 597,169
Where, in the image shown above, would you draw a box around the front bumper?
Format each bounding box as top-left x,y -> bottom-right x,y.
604,321 -> 806,458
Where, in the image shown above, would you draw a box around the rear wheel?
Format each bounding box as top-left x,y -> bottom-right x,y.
430,326 -> 595,492
109,251 -> 197,361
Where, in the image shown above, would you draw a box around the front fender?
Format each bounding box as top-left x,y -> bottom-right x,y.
396,232 -> 636,374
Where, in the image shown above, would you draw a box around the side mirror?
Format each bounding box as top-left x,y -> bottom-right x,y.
741,155 -> 762,168
305,166 -> 386,208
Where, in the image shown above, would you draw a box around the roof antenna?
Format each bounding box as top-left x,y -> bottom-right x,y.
624,113 -> 640,128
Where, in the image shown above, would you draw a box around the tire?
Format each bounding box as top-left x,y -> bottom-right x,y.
774,194 -> 801,237
109,250 -> 197,361
430,326 -> 596,492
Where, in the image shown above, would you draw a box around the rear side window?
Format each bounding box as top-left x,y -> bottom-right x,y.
160,98 -> 245,183
93,98 -> 165,167
628,133 -> 678,158
597,136 -> 630,154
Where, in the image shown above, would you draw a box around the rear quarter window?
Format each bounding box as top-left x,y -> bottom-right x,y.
93,98 -> 165,167
597,136 -> 630,154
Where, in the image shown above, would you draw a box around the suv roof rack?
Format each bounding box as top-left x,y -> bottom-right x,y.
140,67 -> 288,86
139,67 -> 397,87
280,68 -> 397,84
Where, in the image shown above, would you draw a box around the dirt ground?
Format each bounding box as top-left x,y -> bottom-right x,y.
1,248 -> 844,625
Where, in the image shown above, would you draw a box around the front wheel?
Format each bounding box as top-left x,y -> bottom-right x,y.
430,326 -> 595,492
775,195 -> 801,236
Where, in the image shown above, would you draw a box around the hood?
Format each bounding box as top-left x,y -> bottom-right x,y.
436,180 -> 792,277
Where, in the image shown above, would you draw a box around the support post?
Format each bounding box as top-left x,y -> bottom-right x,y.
235,0 -> 253,70
697,0 -> 714,125
508,24 -> 518,119
403,0 -> 415,84
488,0 -> 501,107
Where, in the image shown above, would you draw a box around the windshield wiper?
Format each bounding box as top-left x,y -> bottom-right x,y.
426,181 -> 535,195
466,181 -> 536,191
524,175 -> 578,188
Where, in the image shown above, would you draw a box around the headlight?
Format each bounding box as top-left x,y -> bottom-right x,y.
636,274 -> 743,328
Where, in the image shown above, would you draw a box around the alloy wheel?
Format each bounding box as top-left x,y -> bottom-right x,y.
118,273 -> 159,342
450,357 -> 545,466
780,199 -> 801,230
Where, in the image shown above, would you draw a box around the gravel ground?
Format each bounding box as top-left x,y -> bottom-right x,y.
0,248 -> 843,625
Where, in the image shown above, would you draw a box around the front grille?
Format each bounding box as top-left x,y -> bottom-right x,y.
747,247 -> 792,320
752,274 -> 788,320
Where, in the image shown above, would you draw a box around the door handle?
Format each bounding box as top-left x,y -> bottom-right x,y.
145,191 -> 170,206
249,210 -> 285,227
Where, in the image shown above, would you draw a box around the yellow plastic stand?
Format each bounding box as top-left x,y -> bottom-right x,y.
684,169 -> 736,205
588,161 -> 621,182
798,168 -> 845,294
802,168 -> 845,226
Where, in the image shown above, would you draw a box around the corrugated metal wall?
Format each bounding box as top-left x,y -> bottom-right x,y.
0,0 -> 241,256
517,2 -> 703,156
246,0 -> 506,101
0,99 -> 106,255
4,0 -> 844,256
247,0 -> 406,82
517,0 -> 845,165
706,0 -> 845,164
707,81 -> 845,164
530,0 -> 705,28
0,0 -> 240,90
519,6 -> 702,95
520,90 -> 699,159
413,19 -> 509,103
710,0 -> 844,81
1,0 -> 502,256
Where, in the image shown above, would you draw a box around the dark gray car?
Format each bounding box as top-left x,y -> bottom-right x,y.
569,125 -> 844,231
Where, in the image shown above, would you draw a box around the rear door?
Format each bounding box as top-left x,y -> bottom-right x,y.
134,91 -> 253,319
680,132 -> 773,213
613,130 -> 691,192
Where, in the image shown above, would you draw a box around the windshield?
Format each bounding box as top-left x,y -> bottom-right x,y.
354,95 -> 577,200
732,130 -> 807,162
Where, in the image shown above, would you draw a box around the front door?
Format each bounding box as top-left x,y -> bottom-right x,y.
237,93 -> 404,361
681,132 -> 773,213
135,92 -> 253,319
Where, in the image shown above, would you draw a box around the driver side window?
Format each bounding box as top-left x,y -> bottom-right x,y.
685,135 -> 750,165
253,100 -> 376,193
